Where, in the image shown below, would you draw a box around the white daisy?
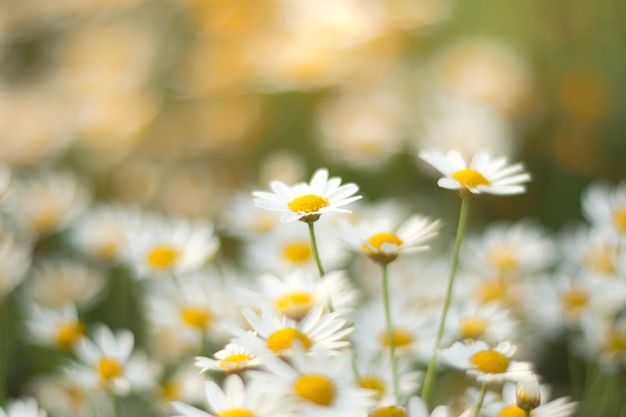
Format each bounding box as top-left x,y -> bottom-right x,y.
25,303 -> 88,350
156,362 -> 206,409
368,396 -> 452,417
0,233 -> 31,299
558,225 -> 620,279
445,301 -> 517,344
578,313 -> 626,373
482,381 -> 577,417
0,398 -> 47,417
28,374 -> 111,417
237,269 -> 358,321
171,374 -> 295,417
253,168 -> 362,223
219,192 -> 283,240
354,354 -> 422,406
581,180 -> 626,236
229,305 -> 353,357
195,343 -> 262,374
123,214 -> 219,278
438,340 -> 534,383
69,324 -> 160,395
251,347 -> 374,417
419,150 -> 531,195
336,214 -> 441,264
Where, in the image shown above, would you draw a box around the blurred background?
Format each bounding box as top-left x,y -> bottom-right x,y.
1,0 -> 625,229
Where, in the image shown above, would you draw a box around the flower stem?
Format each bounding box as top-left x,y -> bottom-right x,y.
0,299 -> 7,403
307,222 -> 325,277
421,196 -> 470,403
472,382 -> 488,417
381,262 -> 401,405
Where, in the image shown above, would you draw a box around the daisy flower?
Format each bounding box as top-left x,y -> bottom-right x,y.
419,150 -> 531,195
219,192 -> 283,240
123,214 -> 219,278
445,301 -> 517,344
0,233 -> 31,299
171,374 -> 295,417
229,305 -> 353,356
336,214 -> 441,264
69,324 -> 160,395
438,340 -> 534,383
368,396 -> 452,417
578,312 -> 626,373
558,225 -> 620,279
251,347 -> 374,417
237,269 -> 358,321
0,398 -> 47,417
25,303 -> 88,350
253,168 -> 362,223
195,343 -> 262,374
581,180 -> 626,236
155,362 -> 206,410
482,381 -> 577,417
355,353 -> 422,406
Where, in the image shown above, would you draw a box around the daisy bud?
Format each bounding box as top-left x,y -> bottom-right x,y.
516,375 -> 541,411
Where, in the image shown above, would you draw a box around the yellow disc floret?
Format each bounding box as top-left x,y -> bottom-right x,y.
97,357 -> 123,380
56,320 -> 87,349
360,375 -> 386,400
499,405 -> 527,417
612,207 -> 626,233
364,233 -> 403,252
288,194 -> 329,213
216,408 -> 257,417
282,241 -> 313,264
275,291 -> 314,321
470,349 -> 510,374
369,405 -> 408,417
379,327 -> 413,348
267,328 -> 312,352
452,169 -> 490,188
147,245 -> 179,270
561,288 -> 589,318
180,306 -> 211,329
460,318 -> 487,340
294,373 -> 336,407
220,353 -> 253,370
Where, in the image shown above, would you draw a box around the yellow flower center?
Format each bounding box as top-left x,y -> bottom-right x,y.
33,205 -> 62,233
476,279 -> 509,305
612,207 -> 626,233
489,246 -> 518,272
470,349 -> 510,373
161,381 -> 180,401
216,408 -> 257,417
180,306 -> 211,329
360,375 -> 386,400
97,357 -> 123,380
56,320 -> 87,349
452,169 -> 490,188
220,353 -> 254,370
499,405 -> 530,417
147,245 -> 179,270
363,233 -> 403,252
274,291 -> 314,321
585,246 -> 616,274
282,241 -> 313,264
369,406 -> 408,417
460,317 -> 487,340
602,329 -> 626,354
561,287 -> 589,317
287,194 -> 329,213
294,373 -> 336,407
267,328 -> 312,353
379,327 -> 413,348
96,237 -> 121,260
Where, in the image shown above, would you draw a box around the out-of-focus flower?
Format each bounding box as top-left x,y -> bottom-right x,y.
581,181 -> 626,236
219,193 -> 283,239
7,170 -> 91,237
25,303 -> 87,350
68,324 -> 160,396
155,362 -> 206,410
558,226 -> 621,279
172,374 -> 296,417
0,397 -> 48,417
28,374 -> 111,417
445,301 -> 517,344
438,340 -> 534,383
24,260 -> 107,310
336,214 -> 440,264
355,354 -> 421,405
557,68 -> 610,126
482,381 -> 577,417
123,214 -> 219,278
0,233 -> 31,299
253,168 -> 361,223
578,313 -> 626,373
420,150 -> 531,196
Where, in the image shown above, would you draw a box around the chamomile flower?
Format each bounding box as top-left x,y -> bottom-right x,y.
171,374 -> 295,417
123,214 -> 219,278
69,324 -> 160,395
419,150 -> 531,195
28,374 -> 111,417
578,313 -> 626,373
252,347 -> 374,417
354,354 -> 422,405
336,214 -> 441,264
581,180 -> 626,236
156,362 -> 206,409
229,305 -> 353,357
438,340 -> 534,383
445,301 -> 517,344
558,225 -> 620,279
482,381 -> 577,417
195,343 -> 262,374
237,269 -> 358,320
25,303 -> 88,350
369,396 -> 452,417
219,192 -> 283,239
0,398 -> 47,417
0,233 -> 32,299
24,259 -> 107,310
253,168 -> 362,223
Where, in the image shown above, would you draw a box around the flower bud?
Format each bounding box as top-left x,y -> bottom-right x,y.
516,376 -> 541,411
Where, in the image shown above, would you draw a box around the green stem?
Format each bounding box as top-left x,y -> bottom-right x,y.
421,196 -> 470,403
524,410 -> 531,417
381,263 -> 401,405
307,222 -> 325,277
0,299 -> 7,403
472,383 -> 488,417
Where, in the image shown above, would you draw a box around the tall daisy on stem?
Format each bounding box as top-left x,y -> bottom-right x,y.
418,150 -> 531,403
253,168 -> 362,277
337,214 -> 441,405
